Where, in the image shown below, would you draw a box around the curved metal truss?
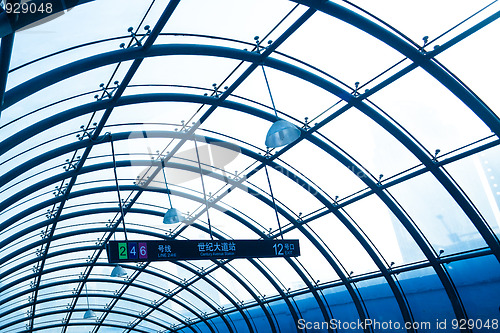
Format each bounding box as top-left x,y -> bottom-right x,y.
1,1 -> 499,333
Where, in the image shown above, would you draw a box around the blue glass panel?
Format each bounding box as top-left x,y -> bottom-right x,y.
356,277 -> 405,333
388,172 -> 487,255
398,267 -> 458,332
323,285 -> 364,333
445,146 -> 500,239
293,292 -> 330,332
264,299 -> 298,332
446,255 -> 500,332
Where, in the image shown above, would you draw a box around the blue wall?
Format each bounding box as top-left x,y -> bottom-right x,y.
198,255 -> 500,332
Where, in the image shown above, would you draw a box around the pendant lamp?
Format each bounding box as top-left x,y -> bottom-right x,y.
257,48 -> 301,148
83,283 -> 96,319
110,264 -> 127,277
83,309 -> 96,319
265,119 -> 301,148
162,162 -> 185,224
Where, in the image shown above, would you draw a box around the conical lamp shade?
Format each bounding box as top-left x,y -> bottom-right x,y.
110,264 -> 127,277
83,309 -> 96,319
265,120 -> 301,148
163,208 -> 185,224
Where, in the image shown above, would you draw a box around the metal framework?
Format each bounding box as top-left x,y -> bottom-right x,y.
1,1 -> 499,333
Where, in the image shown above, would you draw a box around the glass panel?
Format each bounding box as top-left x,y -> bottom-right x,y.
434,10 -> 500,118
268,299 -> 297,332
165,0 -> 297,42
446,255 -> 500,330
10,0 -> 150,65
279,10 -> 402,91
285,228 -> 340,284
368,67 -> 492,154
279,139 -> 368,203
293,293 -> 328,331
347,0 -> 495,47
444,146 -> 500,237
388,172 -> 487,254
398,267 -> 458,332
200,106 -> 274,150
324,285 -> 365,333
219,260 -> 277,302
257,257 -> 306,292
307,214 -> 379,275
356,277 -> 406,333
342,195 -> 427,265
320,107 -> 422,179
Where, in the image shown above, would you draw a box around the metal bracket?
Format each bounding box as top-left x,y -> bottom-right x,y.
420,36 -> 429,52
94,81 -> 119,100
120,25 -> 151,49
377,174 -> 384,186
254,35 -> 272,54
203,83 -> 227,98
303,117 -> 311,130
353,81 -> 360,96
35,247 -> 45,257
433,149 -> 441,162
63,155 -> 80,170
53,183 -> 69,196
45,208 -> 58,219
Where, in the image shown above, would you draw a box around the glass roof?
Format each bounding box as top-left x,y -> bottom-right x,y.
1,1 -> 499,332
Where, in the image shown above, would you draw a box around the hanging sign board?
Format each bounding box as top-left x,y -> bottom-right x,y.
106,239 -> 300,263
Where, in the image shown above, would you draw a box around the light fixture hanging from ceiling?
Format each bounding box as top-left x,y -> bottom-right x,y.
110,264 -> 127,277
265,119 -> 301,148
83,283 -> 96,319
255,36 -> 301,148
194,137 -> 214,240
110,134 -> 129,277
161,160 -> 186,224
263,158 -> 284,240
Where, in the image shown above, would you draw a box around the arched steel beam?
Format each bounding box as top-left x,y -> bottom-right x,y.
0,32 -> 14,105
0,43 -> 350,115
3,9 -> 319,331
0,93 -> 480,330
0,193 -> 278,333
0,178 -> 300,332
19,2 -> 184,332
0,277 -> 200,332
2,49 -> 498,273
0,19 -> 497,269
0,294 -> 182,333
27,322 -> 162,333
2,66 -> 499,275
1,277 -> 217,333
91,263 -> 236,333
0,130 -> 417,333
0,252 -> 243,333
206,260 -> 282,333
0,222 -> 235,333
2,81 -> 492,330
0,174 -> 333,333
292,0 -> 500,136
0,209 -> 292,333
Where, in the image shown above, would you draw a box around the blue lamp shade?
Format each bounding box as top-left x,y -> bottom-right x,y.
163,208 -> 185,224
265,120 -> 301,148
110,264 -> 127,277
83,309 -> 96,319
